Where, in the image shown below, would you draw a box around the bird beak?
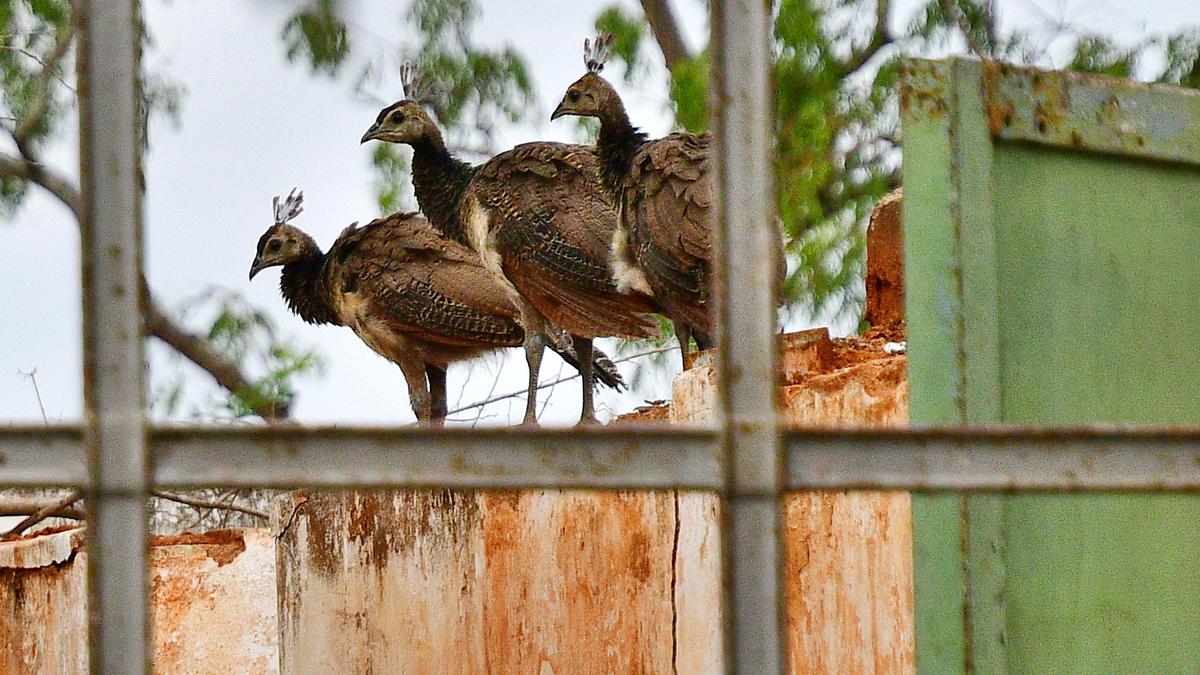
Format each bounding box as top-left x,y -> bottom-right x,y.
360,122 -> 381,144
550,102 -> 568,121
248,257 -> 265,280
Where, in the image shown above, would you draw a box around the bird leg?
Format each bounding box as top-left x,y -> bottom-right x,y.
398,358 -> 432,425
522,332 -> 546,426
573,335 -> 598,426
674,320 -> 693,371
426,365 -> 448,428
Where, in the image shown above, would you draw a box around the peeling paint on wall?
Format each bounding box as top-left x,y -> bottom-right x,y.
0,527 -> 278,673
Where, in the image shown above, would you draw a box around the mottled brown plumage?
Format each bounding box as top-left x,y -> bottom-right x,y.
468,141 -> 660,339
553,35 -> 784,366
249,190 -> 623,426
362,72 -> 657,424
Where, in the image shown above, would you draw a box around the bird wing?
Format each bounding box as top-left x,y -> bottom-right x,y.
470,142 -> 659,339
329,212 -> 524,347
624,132 -> 715,332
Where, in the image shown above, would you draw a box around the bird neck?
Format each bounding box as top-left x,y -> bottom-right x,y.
410,139 -> 475,246
595,100 -> 646,196
279,249 -> 340,326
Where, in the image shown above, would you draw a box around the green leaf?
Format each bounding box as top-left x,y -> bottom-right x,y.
594,6 -> 646,83
281,0 -> 350,76
1068,35 -> 1138,79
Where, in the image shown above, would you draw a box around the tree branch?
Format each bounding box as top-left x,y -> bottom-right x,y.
151,490 -> 270,521
0,150 -> 289,422
141,280 -> 290,421
0,495 -> 84,521
0,151 -> 81,217
840,0 -> 893,75
4,490 -> 82,536
939,0 -> 988,57
640,0 -> 691,70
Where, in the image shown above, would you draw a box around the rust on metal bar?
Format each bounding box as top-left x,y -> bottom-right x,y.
151,425 -> 723,490
710,0 -> 784,671
77,0 -> 150,670
980,60 -> 1200,166
10,424 -> 1200,492
0,425 -> 87,486
788,426 -> 1200,491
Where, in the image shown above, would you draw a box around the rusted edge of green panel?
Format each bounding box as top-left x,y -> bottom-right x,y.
904,57 -> 1012,674
950,59 -> 1010,675
982,60 -> 1200,166
953,60 -> 1003,423
901,57 -> 970,675
901,58 -> 963,427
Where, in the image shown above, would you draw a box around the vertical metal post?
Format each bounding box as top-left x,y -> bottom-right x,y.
710,0 -> 783,672
77,0 -> 150,672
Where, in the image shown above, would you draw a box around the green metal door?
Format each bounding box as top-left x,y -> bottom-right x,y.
903,59 -> 1200,673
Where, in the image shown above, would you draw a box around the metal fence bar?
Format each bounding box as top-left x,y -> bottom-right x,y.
14,425 -> 1200,492
152,426 -> 723,490
0,426 -> 87,486
787,427 -> 1200,491
710,0 -> 784,672
76,0 -> 149,671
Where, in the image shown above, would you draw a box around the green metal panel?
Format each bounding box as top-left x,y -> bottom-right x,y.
903,59 -> 1200,673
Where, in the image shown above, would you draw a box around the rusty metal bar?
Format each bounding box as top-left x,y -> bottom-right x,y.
12,425 -> 1200,492
981,61 -> 1200,167
152,426 -> 723,490
710,0 -> 784,671
787,426 -> 1200,491
76,0 -> 150,671
0,426 -> 87,486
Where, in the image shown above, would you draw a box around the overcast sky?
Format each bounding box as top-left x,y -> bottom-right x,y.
0,0 -> 1194,426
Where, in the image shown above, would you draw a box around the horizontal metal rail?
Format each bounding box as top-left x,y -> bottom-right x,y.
787,427 -> 1200,491
152,426 -> 723,490
0,426 -> 87,486
10,424 -> 1200,492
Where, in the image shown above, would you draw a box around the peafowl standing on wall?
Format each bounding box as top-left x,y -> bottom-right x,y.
552,34 -> 786,368
249,189 -> 623,426
361,65 -> 659,425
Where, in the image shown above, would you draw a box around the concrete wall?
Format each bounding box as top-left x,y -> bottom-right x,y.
276,329 -> 913,674
0,527 -> 278,674
276,490 -> 708,674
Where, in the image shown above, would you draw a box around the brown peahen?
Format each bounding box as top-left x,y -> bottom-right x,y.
361,65 -> 659,425
249,189 -> 624,426
552,34 -> 786,369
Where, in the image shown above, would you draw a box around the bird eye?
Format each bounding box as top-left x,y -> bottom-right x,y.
568,90 -> 581,102
267,240 -> 282,252
391,111 -> 405,124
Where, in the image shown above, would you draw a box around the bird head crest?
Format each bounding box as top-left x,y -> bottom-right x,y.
273,188 -> 304,225
399,61 -> 428,103
584,33 -> 615,74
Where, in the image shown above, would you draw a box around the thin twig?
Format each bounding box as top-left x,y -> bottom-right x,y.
0,42 -> 73,90
17,369 -> 48,423
473,362 -> 505,428
537,359 -> 566,421
12,24 -> 75,151
5,490 -> 82,537
151,490 -> 269,521
444,345 -> 678,419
